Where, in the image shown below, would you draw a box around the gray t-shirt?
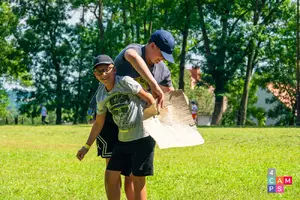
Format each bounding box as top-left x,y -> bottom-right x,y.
114,44 -> 173,91
96,76 -> 148,142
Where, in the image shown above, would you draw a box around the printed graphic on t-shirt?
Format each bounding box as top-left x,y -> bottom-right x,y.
134,76 -> 150,91
107,93 -> 136,130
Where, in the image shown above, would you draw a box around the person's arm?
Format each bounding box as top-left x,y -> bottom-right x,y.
137,88 -> 156,107
124,49 -> 164,108
76,112 -> 106,161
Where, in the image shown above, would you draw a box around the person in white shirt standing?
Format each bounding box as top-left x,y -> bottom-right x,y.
40,104 -> 48,124
191,101 -> 198,123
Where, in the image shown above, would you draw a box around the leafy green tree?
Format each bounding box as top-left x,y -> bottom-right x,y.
238,0 -> 291,126
255,1 -> 297,126
0,86 -> 9,118
69,0 -> 136,123
195,0 -> 248,125
15,0 -> 73,124
0,2 -> 29,80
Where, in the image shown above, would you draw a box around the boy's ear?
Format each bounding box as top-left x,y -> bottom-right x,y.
150,42 -> 156,49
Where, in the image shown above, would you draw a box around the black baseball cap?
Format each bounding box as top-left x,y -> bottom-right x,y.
150,30 -> 175,63
93,54 -> 114,69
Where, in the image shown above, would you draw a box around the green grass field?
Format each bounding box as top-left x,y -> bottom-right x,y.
0,125 -> 299,200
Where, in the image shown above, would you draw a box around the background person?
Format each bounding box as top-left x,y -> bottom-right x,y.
40,104 -> 48,124
191,101 -> 198,123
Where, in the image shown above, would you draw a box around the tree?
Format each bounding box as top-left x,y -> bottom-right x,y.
255,1 -> 297,125
196,0 -> 246,125
15,0 -> 73,124
237,0 -> 289,126
0,2 -> 29,80
0,85 -> 9,118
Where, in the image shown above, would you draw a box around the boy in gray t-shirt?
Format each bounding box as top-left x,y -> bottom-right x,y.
77,54 -> 157,200
96,75 -> 148,142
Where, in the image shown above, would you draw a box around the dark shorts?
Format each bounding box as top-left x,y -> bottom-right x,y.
96,111 -> 118,158
106,136 -> 156,177
96,112 -> 131,176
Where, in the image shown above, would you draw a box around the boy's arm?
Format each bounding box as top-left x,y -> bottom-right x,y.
76,112 -> 106,161
137,88 -> 156,107
138,88 -> 159,119
124,49 -> 164,108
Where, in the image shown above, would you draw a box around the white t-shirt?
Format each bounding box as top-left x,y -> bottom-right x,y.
41,106 -> 47,116
191,104 -> 198,114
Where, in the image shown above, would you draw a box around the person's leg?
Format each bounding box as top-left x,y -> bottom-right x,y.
105,158 -> 122,196
106,159 -> 135,200
105,170 -> 122,200
132,176 -> 147,200
124,175 -> 134,200
106,139 -> 132,200
96,115 -> 120,198
131,136 -> 155,200
119,154 -> 134,200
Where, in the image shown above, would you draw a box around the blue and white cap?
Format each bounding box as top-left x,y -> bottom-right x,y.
150,30 -> 175,63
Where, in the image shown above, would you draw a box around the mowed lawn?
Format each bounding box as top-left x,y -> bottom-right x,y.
0,126 -> 299,200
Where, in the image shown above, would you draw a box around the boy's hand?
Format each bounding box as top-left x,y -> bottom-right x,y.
150,84 -> 164,108
143,103 -> 159,120
76,147 -> 88,161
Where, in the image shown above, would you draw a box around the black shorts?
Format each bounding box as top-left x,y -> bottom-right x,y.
96,111 -> 118,158
106,136 -> 156,177
97,112 -> 132,176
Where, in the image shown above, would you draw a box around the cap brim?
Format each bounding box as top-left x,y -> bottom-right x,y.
93,62 -> 114,69
161,51 -> 175,63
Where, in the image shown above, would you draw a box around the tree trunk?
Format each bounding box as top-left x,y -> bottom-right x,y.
212,95 -> 225,125
237,0 -> 259,126
95,0 -> 105,53
179,30 -> 189,90
54,61 -> 62,125
211,75 -> 226,125
121,0 -> 130,44
197,1 -> 212,64
5,117 -> 8,124
80,6 -> 86,25
179,0 -> 191,90
148,0 -> 153,36
237,40 -> 256,125
210,1 -> 230,125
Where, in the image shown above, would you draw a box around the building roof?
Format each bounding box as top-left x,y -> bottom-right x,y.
267,83 -> 296,109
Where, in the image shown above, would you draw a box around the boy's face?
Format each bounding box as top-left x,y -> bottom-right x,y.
93,64 -> 116,85
148,42 -> 165,64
